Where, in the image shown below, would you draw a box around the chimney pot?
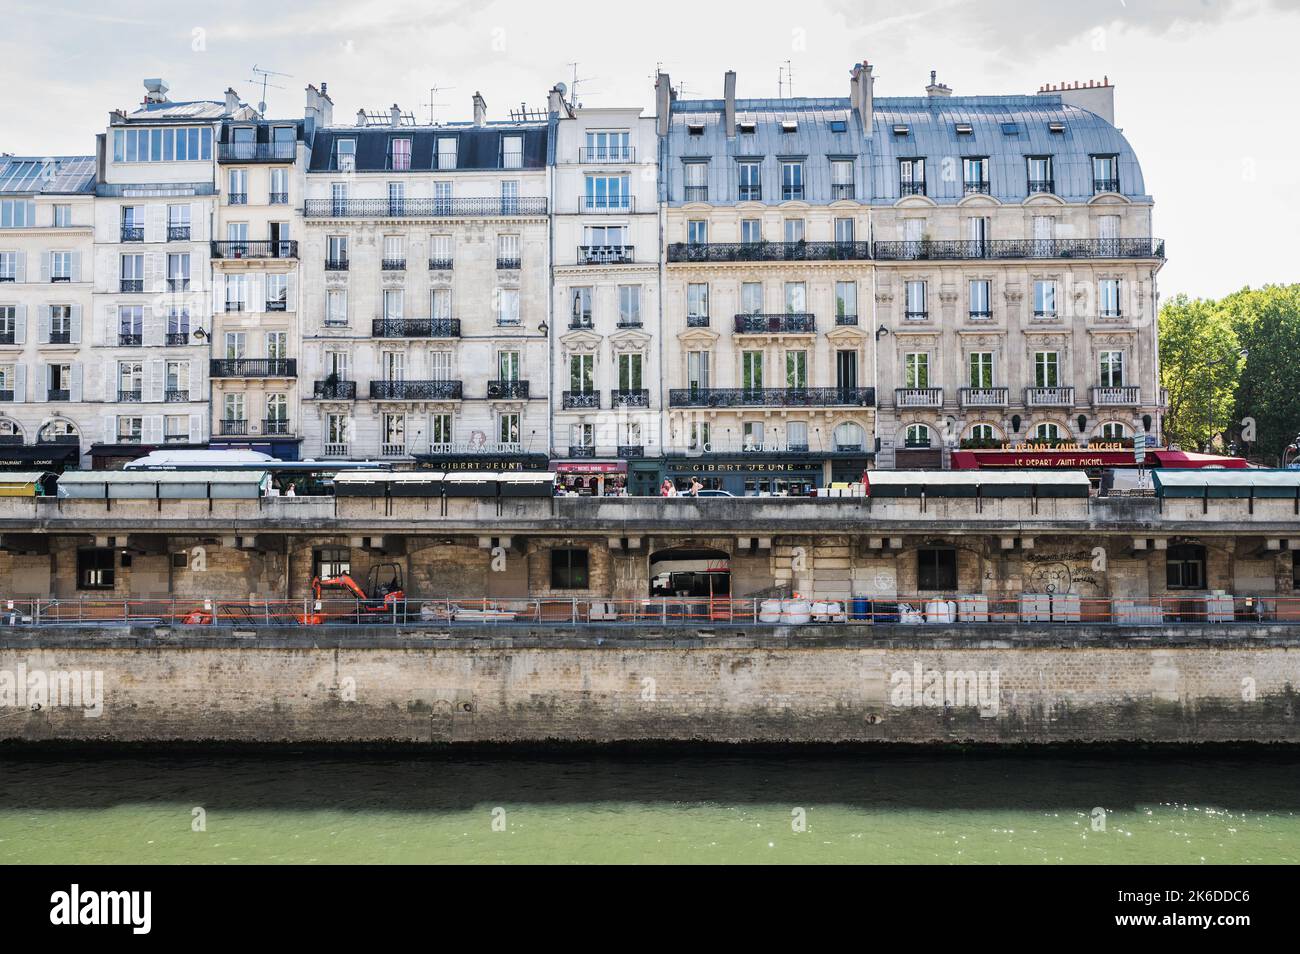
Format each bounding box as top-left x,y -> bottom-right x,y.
472,91 -> 487,126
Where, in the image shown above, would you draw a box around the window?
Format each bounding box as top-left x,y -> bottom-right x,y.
498,411 -> 521,445
1092,154 -> 1119,193
50,306 -> 72,342
687,351 -> 710,390
53,204 -> 72,228
0,199 -> 36,228
1035,422 -> 1062,441
683,162 -> 708,202
1099,351 -> 1125,387
497,350 -> 520,381
430,288 -> 451,322
905,280 -> 927,319
166,253 -> 189,291
165,360 -> 189,396
224,331 -> 246,360
968,352 -> 994,388
686,283 -> 709,321
325,289 -> 347,326
437,137 -> 457,170
112,126 -> 212,163
618,285 -> 641,326
314,547 -> 350,580
742,421 -> 764,450
741,282 -> 763,315
227,168 -> 247,203
77,548 -> 115,590
738,161 -> 761,201
781,161 -> 804,200
326,235 -> 348,265
585,174 -> 630,211
689,420 -> 711,451
223,392 -> 246,422
269,168 -> 288,204
834,218 -> 855,244
1166,544 -> 1206,590
585,130 -> 630,161
617,352 -> 643,390
784,281 -> 806,314
783,218 -> 804,243
787,421 -> 809,451
1034,352 -> 1059,388
1034,280 -> 1057,318
265,274 -> 288,311
962,157 -> 989,193
332,138 -> 356,171
550,549 -> 589,589
387,137 -> 412,170
266,331 -> 288,360
1099,279 -> 1122,318
224,274 -> 247,312
904,352 -> 929,389
497,233 -> 520,266
569,287 -> 593,327
570,422 -> 594,449
326,413 -> 350,451
0,253 -> 16,282
1100,422 -> 1127,439
687,220 -> 708,245
1026,156 -> 1053,192
918,549 -> 957,592
430,350 -> 452,382
49,251 -> 72,281
899,158 -> 925,195
905,423 -> 933,448
570,353 -> 594,393
785,350 -> 807,388
740,218 -> 762,244
497,288 -> 520,325
968,279 -> 991,319
432,412 -> 453,450
116,416 -> 142,443
382,413 -> 406,451
742,351 -> 764,390
118,305 -> 143,340
968,423 -> 997,442
382,350 -> 405,381
500,135 -> 523,169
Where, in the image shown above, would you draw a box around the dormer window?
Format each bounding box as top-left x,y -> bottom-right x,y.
687,122 -> 705,136
387,137 -> 412,171
892,124 -> 910,136
829,119 -> 847,133
500,135 -> 523,169
1001,122 -> 1020,136
780,120 -> 798,133
1048,121 -> 1065,134
738,120 -> 756,134
332,138 -> 356,171
955,122 -> 973,136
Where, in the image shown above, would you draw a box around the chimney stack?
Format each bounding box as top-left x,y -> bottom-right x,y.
224,88 -> 240,115
655,72 -> 673,137
548,84 -> 567,117
356,108 -> 366,127
473,91 -> 487,126
142,78 -> 170,104
925,70 -> 952,97
850,62 -> 874,136
723,70 -> 737,138
390,104 -> 401,127
1036,76 -> 1115,125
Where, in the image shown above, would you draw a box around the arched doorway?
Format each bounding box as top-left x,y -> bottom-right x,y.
648,547 -> 730,598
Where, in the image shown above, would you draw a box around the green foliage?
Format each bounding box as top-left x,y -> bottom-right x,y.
1222,285 -> 1300,463
1158,293 -> 1243,453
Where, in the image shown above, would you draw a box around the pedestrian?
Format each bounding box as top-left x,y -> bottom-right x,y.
285,482 -> 296,497
689,476 -> 703,497
660,478 -> 675,497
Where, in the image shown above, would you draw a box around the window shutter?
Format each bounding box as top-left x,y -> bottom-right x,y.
188,413 -> 204,443
191,202 -> 207,241
69,305 -> 82,343
148,359 -> 165,402
144,252 -> 164,293
102,414 -> 116,444
101,305 -> 116,346
212,273 -> 226,314
12,305 -> 25,344
70,363 -> 83,403
39,253 -> 50,283
14,251 -> 25,283
144,415 -> 164,445
71,252 -> 82,283
190,358 -> 203,401
144,307 -> 164,347
12,365 -> 25,403
287,272 -> 298,311
37,305 -> 50,344
145,204 -> 166,244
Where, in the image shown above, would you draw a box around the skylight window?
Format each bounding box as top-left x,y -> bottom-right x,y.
893,124 -> 910,136
687,122 -> 705,136
1001,122 -> 1020,136
829,119 -> 847,133
1048,122 -> 1065,134
955,122 -> 973,135
781,120 -> 798,133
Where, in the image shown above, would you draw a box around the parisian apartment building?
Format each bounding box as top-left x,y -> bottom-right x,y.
0,65 -> 1162,477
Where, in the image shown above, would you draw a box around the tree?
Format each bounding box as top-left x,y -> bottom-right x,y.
1158,294 -> 1242,452
1223,284 -> 1300,464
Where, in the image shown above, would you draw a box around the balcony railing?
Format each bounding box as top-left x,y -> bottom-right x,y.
684,186 -> 708,202
580,195 -> 636,213
835,314 -> 859,326
734,312 -> 816,334
496,257 -> 521,270
562,391 -> 600,409
781,187 -> 805,201
118,333 -> 142,347
1091,386 -> 1140,406
228,193 -> 248,206
617,444 -> 644,458
324,258 -> 349,271
968,310 -> 992,321
165,389 -> 189,402
304,197 -> 547,218
1093,178 -> 1121,195
219,419 -> 248,435
579,146 -> 636,163
49,330 -> 72,344
612,389 -> 649,408
959,387 -> 1009,407
577,245 -> 634,265
47,389 -> 70,401
381,443 -> 407,457
369,379 -> 463,400
428,257 -> 453,270
894,387 -> 943,408
210,240 -> 298,260
120,227 -> 143,242
324,443 -> 350,457
617,317 -> 643,329
313,380 -> 356,400
487,380 -> 529,399
568,446 -> 597,458
873,237 -> 1166,261
0,390 -> 13,402
669,240 -> 871,264
900,181 -> 926,196
382,258 -> 406,271
738,185 -> 761,202
1027,178 -> 1055,195
686,314 -> 710,327
1026,386 -> 1075,407
669,386 -> 874,408
569,316 -> 593,331
117,389 -> 143,403
904,311 -> 928,321
218,142 -> 296,162
963,180 -> 991,195
119,279 -> 143,293
263,418 -> 290,435
372,318 -> 460,338
167,226 -> 190,241
270,192 -> 289,205
209,359 -> 297,378
831,183 -> 856,200
166,332 -> 189,346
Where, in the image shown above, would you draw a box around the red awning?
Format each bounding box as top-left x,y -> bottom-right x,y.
1148,450 -> 1249,469
551,460 -> 628,474
950,449 -> 1139,469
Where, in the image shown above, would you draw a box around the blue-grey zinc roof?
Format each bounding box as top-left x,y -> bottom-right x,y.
663,92 -> 1147,206
0,156 -> 96,195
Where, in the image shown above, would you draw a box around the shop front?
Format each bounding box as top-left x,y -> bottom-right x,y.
412,452 -> 550,473
950,444 -> 1144,470
659,453 -> 858,496
551,459 -> 628,496
0,442 -> 82,473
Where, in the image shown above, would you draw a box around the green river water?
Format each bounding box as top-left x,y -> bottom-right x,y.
1,750 -> 1297,864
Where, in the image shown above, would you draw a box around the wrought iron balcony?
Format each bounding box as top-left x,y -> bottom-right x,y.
669,386 -> 874,408
304,197 -> 547,218
835,314 -> 859,326
496,257 -> 521,270
831,183 -> 856,200
313,379 -> 356,400
1025,386 -> 1075,407
781,186 -> 805,201
486,379 -> 529,399
263,418 -> 290,435
209,358 -> 297,378
959,387 -> 1009,407
580,195 -> 636,213
166,332 -> 189,345
381,258 -> 406,271
120,227 -> 143,242
372,318 -> 460,338
324,258 -> 349,271
219,419 -> 248,435
894,387 -> 943,408
117,389 -> 143,403
900,181 -> 926,196
47,388 -> 70,401
579,146 -> 635,163
49,330 -> 72,344
165,389 -> 189,402
562,391 -> 600,409
210,240 -> 298,259
684,186 -> 708,202
428,257 -> 453,270
963,180 -> 991,195
118,333 -> 142,346
119,279 -> 143,292
0,390 -> 13,402
1027,178 -> 1055,195
568,446 -> 597,458
668,240 -> 871,263
218,142 -> 295,162
228,193 -> 248,205
873,237 -> 1165,261
686,314 -> 710,327
738,185 -> 761,201
734,312 -> 816,334
167,226 -> 190,241
369,379 -> 463,400
612,389 -> 649,408
266,298 -> 288,312
617,317 -> 643,329
968,310 -> 993,321
577,245 -> 634,265
1093,178 -> 1121,194
1091,386 -> 1140,406
617,444 -> 644,458
569,316 -> 593,331
270,192 -> 289,205
167,278 -> 189,292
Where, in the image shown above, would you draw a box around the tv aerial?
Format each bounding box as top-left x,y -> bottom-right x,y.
423,82 -> 456,124
248,64 -> 291,115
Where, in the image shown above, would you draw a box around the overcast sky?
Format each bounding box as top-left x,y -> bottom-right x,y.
3,0 -> 1297,300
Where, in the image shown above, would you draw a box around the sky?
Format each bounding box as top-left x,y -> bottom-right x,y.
2,0 -> 1298,300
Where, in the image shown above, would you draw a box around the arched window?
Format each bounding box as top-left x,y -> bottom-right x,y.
834,422 -> 864,451
905,423 -> 932,448
38,420 -> 79,444
967,423 -> 999,444
1034,422 -> 1062,441
1099,422 -> 1127,439
0,418 -> 22,443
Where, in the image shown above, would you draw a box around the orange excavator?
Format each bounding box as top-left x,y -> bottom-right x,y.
299,562 -> 407,624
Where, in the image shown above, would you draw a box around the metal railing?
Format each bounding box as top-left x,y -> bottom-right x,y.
577,245 -> 634,265
119,279 -> 143,292
118,333 -> 142,346
228,193 -> 248,205
218,142 -> 296,162
167,226 -> 190,241
1093,178 -> 1121,194
579,146 -> 636,163
669,386 -> 875,408
831,183 -> 856,200
617,445 -> 644,458
369,379 -> 463,400
562,391 -> 600,409
668,240 -> 871,263
683,186 -> 708,202
324,258 -> 349,271
264,418 -> 290,435
210,240 -> 298,259
313,379 -> 357,400
496,257 -> 521,270
612,389 -> 649,408
47,388 -> 70,401
568,446 -> 596,458
733,312 -> 816,334
219,419 -> 248,435
963,180 -> 991,195
428,257 -> 454,270
117,389 -> 143,403
486,379 -> 529,399
166,332 -> 190,346
900,181 -> 926,196
120,227 -> 143,242
1027,178 -> 1055,194
305,197 -> 548,218
372,318 -> 460,338
580,195 -> 636,213
165,389 -> 190,402
381,258 -> 406,271
835,314 -> 859,326
873,237 -> 1165,261
210,358 -> 297,377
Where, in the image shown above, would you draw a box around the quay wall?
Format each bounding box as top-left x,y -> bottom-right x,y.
1,625 -> 1298,744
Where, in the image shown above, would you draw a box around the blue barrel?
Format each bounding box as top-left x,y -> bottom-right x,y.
850,598 -> 872,621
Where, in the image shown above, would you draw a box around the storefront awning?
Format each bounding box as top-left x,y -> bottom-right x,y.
951,447 -> 1141,469
552,460 -> 627,474
0,444 -> 80,470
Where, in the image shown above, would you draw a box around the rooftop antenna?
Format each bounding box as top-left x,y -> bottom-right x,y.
248,64 -> 291,115
778,60 -> 794,98
566,62 -> 597,106
422,82 -> 455,125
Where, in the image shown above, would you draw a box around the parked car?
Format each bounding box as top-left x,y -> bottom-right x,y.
694,489 -> 735,497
